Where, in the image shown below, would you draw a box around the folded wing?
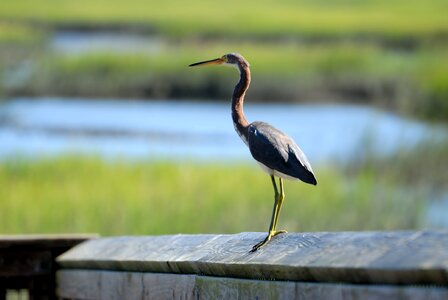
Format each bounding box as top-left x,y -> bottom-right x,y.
248,121 -> 317,185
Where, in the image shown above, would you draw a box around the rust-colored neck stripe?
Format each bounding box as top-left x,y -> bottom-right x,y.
232,63 -> 251,143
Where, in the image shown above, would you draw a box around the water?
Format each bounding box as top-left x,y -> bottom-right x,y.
51,31 -> 164,55
425,194 -> 448,228
0,97 -> 444,162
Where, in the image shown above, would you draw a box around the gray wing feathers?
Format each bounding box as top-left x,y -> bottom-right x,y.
248,121 -> 317,185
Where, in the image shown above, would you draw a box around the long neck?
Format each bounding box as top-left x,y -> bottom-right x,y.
232,63 -> 251,144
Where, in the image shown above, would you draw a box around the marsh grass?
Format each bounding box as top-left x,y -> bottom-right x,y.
349,138 -> 448,191
0,0 -> 447,40
0,22 -> 46,44
0,156 -> 425,235
7,42 -> 444,121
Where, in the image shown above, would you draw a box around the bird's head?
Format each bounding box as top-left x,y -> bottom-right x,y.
189,53 -> 249,68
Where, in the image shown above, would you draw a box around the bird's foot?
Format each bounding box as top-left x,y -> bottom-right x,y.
272,229 -> 287,237
250,230 -> 287,253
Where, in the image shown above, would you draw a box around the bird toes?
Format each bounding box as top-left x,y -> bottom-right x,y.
250,236 -> 271,253
250,230 -> 287,252
272,230 -> 287,236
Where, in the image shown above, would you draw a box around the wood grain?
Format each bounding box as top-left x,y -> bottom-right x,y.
57,271 -> 196,300
57,270 -> 448,300
57,231 -> 448,285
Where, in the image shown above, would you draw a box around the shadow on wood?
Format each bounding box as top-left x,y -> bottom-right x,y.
0,234 -> 97,299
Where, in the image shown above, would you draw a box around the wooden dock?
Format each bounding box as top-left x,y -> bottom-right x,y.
56,231 -> 448,299
0,234 -> 97,299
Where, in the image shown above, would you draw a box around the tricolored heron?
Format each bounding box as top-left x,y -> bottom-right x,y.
189,53 -> 317,252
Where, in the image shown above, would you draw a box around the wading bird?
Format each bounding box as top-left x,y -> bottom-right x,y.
189,53 -> 317,252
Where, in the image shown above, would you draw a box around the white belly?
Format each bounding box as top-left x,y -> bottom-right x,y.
256,162 -> 300,181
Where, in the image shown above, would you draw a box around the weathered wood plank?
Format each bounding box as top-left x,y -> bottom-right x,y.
0,251 -> 51,276
57,270 -> 448,300
0,234 -> 98,277
0,234 -> 98,298
142,272 -> 196,299
57,231 -> 448,285
57,270 -> 196,300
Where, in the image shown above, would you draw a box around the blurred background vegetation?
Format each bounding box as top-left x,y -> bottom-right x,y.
0,0 -> 447,235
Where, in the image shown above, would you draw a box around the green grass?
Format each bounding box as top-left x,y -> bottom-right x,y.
0,22 -> 45,44
0,0 -> 447,40
349,139 -> 448,191
0,156 -> 425,235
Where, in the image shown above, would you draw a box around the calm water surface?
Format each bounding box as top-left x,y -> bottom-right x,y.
0,97 -> 444,162
51,31 -> 164,54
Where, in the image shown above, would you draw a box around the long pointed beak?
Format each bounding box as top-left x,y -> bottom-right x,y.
189,57 -> 225,67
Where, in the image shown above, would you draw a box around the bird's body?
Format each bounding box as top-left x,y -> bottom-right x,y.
190,53 -> 316,251
248,121 -> 316,184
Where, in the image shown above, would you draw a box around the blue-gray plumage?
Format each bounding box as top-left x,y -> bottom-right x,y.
248,122 -> 317,185
189,53 -> 317,252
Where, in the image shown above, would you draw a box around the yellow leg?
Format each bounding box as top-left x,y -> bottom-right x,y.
272,178 -> 285,231
251,176 -> 287,252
